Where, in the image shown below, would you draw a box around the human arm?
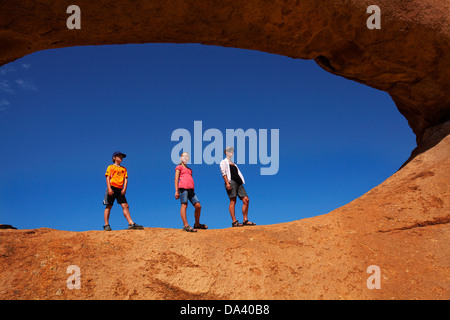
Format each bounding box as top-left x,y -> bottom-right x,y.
121,177 -> 128,195
174,169 -> 180,199
106,176 -> 113,195
223,174 -> 231,191
220,160 -> 231,190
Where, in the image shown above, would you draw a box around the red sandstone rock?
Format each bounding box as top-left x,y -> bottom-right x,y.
0,0 -> 449,143
1,126 -> 448,300
0,0 -> 448,300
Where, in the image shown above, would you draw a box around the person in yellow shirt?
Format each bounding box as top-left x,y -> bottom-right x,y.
103,151 -> 143,231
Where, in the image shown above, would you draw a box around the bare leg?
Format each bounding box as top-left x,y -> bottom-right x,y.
121,203 -> 134,225
194,202 -> 202,225
242,196 -> 249,222
104,205 -> 112,225
241,197 -> 255,225
180,203 -> 189,227
229,197 -> 237,222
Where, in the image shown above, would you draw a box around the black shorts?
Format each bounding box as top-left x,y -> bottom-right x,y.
226,180 -> 248,200
103,186 -> 127,206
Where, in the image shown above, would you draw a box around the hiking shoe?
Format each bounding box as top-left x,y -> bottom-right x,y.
128,223 -> 144,230
103,225 -> 112,231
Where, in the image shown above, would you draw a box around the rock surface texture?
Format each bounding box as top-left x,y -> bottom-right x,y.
0,0 -> 449,299
1,127 -> 449,299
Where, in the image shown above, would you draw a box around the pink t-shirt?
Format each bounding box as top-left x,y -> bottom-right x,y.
175,165 -> 195,189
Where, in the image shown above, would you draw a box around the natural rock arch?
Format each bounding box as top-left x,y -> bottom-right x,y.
1,1 -> 450,300
1,0 -> 449,149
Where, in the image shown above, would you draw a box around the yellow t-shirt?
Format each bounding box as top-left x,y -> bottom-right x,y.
105,165 -> 128,189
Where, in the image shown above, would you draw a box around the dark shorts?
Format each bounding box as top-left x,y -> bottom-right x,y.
178,188 -> 200,205
103,186 -> 127,206
226,180 -> 248,200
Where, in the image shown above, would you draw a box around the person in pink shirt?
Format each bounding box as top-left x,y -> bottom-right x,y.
174,152 -> 208,232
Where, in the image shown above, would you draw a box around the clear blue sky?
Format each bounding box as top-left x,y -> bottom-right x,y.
0,43 -> 415,231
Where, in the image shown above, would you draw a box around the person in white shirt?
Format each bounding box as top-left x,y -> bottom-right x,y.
220,147 -> 256,227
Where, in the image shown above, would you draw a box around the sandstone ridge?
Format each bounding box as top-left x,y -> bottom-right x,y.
1,126 -> 449,300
